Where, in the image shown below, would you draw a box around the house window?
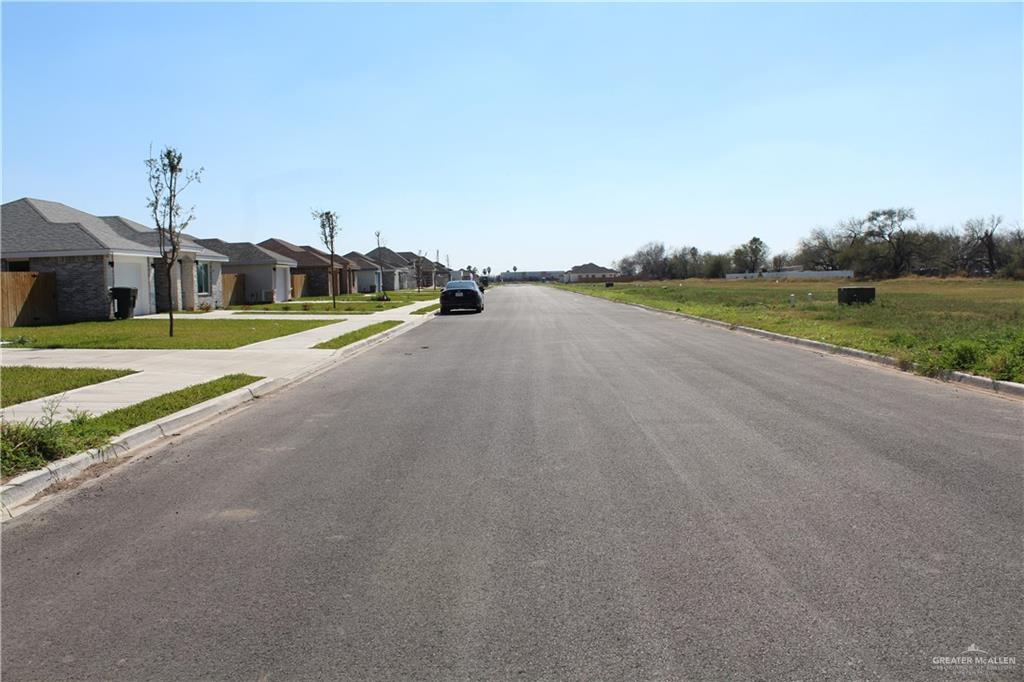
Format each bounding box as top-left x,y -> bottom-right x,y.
197,262 -> 212,294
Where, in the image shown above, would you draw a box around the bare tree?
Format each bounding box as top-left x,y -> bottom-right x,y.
964,215 -> 1004,273
771,252 -> 792,272
312,209 -> 340,309
863,208 -> 916,276
146,146 -> 203,337
796,227 -> 843,270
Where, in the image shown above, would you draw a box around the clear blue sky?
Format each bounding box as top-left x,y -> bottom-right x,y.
3,2 -> 1021,271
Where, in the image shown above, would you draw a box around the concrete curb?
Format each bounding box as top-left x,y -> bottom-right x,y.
0,316 -> 431,518
560,288 -> 1024,400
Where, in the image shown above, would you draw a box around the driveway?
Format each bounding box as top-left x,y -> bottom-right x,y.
2,285 -> 1020,680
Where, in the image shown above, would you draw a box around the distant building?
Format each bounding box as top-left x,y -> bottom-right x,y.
565,262 -> 619,283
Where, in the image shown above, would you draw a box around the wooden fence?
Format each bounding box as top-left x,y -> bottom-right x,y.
291,273 -> 308,299
222,273 -> 246,307
1,272 -> 57,327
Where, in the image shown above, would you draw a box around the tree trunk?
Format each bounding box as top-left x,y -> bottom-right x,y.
165,260 -> 175,337
331,255 -> 337,310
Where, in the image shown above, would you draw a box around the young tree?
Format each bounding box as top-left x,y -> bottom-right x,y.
146,146 -> 203,337
312,209 -> 340,309
412,251 -> 425,292
373,230 -> 386,296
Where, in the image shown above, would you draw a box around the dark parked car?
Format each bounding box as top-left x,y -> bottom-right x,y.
440,280 -> 484,314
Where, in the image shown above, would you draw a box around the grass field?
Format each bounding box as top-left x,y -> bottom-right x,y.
556,278 -> 1024,382
313,320 -> 404,350
1,373 -> 261,478
411,303 -> 441,315
1,366 -> 137,407
1,319 -> 335,350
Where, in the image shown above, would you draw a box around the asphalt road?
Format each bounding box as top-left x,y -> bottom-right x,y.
3,285 -> 1022,680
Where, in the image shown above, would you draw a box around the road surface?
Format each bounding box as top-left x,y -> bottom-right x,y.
3,285 -> 1021,680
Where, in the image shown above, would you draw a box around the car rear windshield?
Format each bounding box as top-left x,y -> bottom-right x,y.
445,281 -> 477,290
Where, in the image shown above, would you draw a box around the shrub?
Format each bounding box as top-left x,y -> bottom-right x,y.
939,340 -> 982,372
198,301 -> 212,312
0,405 -> 108,477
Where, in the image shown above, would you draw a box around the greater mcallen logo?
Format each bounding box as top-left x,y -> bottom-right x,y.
931,643 -> 1017,672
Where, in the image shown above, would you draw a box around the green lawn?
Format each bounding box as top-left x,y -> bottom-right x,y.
313,320 -> 404,350
294,290 -> 441,303
555,278 -> 1024,382
1,319 -> 336,350
231,301 -> 405,312
234,310 -> 358,316
1,373 -> 261,478
411,303 -> 441,315
1,366 -> 137,407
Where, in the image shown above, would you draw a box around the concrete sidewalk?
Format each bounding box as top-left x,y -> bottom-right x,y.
142,300 -> 426,322
1,304 -> 432,421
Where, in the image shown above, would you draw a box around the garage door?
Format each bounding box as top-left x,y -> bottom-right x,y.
113,261 -> 150,315
275,268 -> 290,302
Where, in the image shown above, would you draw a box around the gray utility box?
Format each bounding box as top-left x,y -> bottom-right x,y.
838,287 -> 876,305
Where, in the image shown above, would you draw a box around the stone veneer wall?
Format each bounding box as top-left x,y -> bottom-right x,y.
154,260 -> 182,311
29,255 -> 112,322
296,267 -> 329,297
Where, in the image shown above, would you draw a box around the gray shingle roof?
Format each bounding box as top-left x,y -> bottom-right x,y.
342,251 -> 382,271
193,238 -> 297,267
259,238 -> 333,268
397,251 -> 435,271
365,247 -> 412,269
2,198 -> 161,255
100,217 -> 228,262
303,245 -> 357,269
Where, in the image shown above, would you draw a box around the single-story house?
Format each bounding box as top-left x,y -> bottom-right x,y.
565,263 -> 619,282
365,247 -> 413,290
344,251 -> 386,293
432,262 -> 452,287
258,238 -> 357,296
103,218 -> 230,313
304,245 -> 359,295
397,252 -> 447,289
194,238 -> 296,303
0,197 -> 229,321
